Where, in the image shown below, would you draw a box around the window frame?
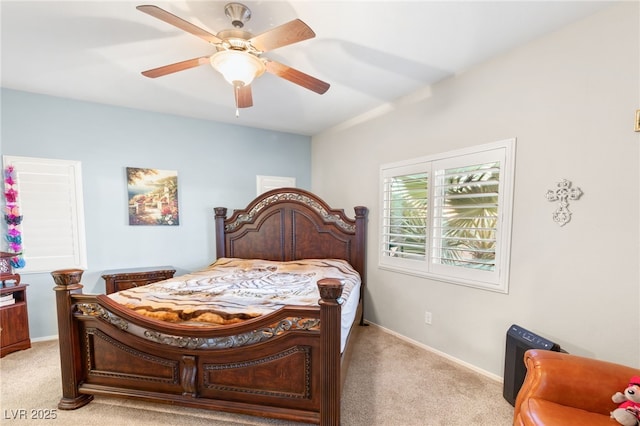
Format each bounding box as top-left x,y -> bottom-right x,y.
2,155 -> 88,274
378,139 -> 516,293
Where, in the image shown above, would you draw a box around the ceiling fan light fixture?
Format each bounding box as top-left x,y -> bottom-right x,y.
210,50 -> 265,87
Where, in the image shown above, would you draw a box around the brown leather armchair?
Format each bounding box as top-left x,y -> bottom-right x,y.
514,349 -> 640,425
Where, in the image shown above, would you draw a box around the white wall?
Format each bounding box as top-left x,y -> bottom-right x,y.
312,3 -> 639,376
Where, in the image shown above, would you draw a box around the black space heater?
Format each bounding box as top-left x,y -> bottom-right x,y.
503,324 -> 562,406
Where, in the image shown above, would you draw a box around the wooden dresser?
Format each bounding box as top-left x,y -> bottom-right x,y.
0,283 -> 31,357
102,266 -> 176,294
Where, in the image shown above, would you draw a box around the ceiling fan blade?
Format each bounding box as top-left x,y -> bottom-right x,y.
249,19 -> 315,52
265,61 -> 330,94
137,5 -> 222,45
234,84 -> 253,109
141,56 -> 210,78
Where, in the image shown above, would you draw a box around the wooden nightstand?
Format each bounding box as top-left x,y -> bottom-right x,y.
102,266 -> 176,294
1,283 -> 31,357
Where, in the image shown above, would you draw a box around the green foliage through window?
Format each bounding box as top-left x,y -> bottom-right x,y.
433,162 -> 499,271
382,173 -> 428,260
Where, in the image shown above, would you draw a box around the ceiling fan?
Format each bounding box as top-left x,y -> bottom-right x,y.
137,3 -> 330,113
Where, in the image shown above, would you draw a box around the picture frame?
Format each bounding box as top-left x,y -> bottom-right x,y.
126,167 -> 179,226
636,109 -> 640,132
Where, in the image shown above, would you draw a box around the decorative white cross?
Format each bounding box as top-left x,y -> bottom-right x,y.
545,179 -> 583,226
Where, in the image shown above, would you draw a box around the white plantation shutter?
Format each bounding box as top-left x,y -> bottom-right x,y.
432,162 -> 500,269
381,168 -> 429,261
379,139 -> 515,293
2,156 -> 87,273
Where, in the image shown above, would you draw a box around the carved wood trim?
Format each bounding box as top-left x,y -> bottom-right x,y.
77,302 -> 320,350
84,328 -> 179,384
225,191 -> 356,233
181,355 -> 197,396
202,345 -> 312,399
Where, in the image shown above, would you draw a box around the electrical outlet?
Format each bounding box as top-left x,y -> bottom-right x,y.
424,311 -> 432,325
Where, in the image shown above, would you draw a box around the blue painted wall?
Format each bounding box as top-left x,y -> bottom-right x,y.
1,88 -> 311,339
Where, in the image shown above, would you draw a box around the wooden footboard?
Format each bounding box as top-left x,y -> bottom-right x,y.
52,269 -> 349,425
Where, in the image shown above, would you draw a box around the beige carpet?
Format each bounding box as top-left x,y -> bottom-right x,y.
0,325 -> 514,425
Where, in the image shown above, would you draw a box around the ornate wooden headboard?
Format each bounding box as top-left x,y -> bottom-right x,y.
214,188 -> 367,282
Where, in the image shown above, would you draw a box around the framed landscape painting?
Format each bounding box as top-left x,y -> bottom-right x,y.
126,167 -> 179,226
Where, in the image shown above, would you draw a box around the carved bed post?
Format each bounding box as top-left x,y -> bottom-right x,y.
317,278 -> 343,426
214,207 -> 227,259
51,269 -> 93,409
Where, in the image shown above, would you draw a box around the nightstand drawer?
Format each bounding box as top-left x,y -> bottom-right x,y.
102,267 -> 175,294
1,284 -> 31,357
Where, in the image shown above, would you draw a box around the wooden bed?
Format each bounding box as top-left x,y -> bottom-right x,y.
52,188 -> 367,425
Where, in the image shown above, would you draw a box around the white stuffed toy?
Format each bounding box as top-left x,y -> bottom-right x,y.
611,376 -> 640,426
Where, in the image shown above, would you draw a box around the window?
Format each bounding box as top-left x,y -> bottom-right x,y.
2,155 -> 87,273
379,139 -> 515,293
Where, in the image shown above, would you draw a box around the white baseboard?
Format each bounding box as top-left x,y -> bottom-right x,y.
365,321 -> 503,383
31,335 -> 58,343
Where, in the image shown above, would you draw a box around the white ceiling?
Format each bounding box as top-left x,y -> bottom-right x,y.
1,1 -> 614,136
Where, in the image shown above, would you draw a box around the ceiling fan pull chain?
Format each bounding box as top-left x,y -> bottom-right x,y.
235,84 -> 240,117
